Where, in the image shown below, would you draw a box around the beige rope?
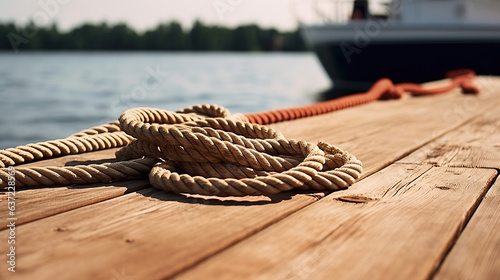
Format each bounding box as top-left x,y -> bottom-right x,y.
0,158 -> 157,187
0,131 -> 132,168
0,104 -> 362,196
69,121 -> 122,137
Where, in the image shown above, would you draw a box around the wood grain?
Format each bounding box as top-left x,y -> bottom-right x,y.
435,176 -> 500,280
0,189 -> 323,280
174,166 -> 497,280
19,148 -> 120,168
398,100 -> 500,168
0,179 -> 149,229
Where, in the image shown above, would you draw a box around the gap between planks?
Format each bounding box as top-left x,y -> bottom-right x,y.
434,175 -> 500,280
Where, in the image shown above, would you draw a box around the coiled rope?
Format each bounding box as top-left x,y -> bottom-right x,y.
0,105 -> 362,196
0,70 -> 479,196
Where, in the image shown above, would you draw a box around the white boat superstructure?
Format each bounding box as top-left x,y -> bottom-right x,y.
298,0 -> 500,92
399,0 -> 500,24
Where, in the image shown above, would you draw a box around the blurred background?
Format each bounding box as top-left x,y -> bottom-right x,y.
0,0 -> 332,149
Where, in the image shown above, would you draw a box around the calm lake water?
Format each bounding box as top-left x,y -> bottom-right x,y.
0,52 -> 331,149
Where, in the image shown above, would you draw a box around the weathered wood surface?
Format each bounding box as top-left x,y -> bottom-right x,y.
1,189 -> 321,280
0,77 -> 499,280
436,177 -> 500,280
398,98 -> 500,168
173,166 -> 497,280
0,180 -> 149,230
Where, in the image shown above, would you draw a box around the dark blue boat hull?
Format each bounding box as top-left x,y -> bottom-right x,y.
315,41 -> 500,92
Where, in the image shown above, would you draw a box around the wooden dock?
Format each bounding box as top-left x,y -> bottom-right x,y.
1,76 -> 500,280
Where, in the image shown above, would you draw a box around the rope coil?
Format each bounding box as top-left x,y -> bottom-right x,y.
0,105 -> 362,196
117,106 -> 362,196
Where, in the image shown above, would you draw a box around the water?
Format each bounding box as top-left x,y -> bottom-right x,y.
0,52 -> 331,149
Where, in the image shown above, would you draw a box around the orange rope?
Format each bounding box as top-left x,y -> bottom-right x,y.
244,69 -> 479,125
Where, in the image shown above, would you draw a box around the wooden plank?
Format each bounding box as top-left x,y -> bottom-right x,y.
0,148 -> 152,229
0,189 -> 322,280
393,83 -> 500,278
173,166 -> 497,280
398,100 -> 500,168
435,176 -> 500,280
19,148 -> 120,168
0,180 -> 149,230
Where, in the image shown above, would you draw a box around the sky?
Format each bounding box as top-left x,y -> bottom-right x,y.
0,0 -> 303,31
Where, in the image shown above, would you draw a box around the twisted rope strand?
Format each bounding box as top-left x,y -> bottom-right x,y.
0,157 -> 157,188
69,121 -> 122,137
0,132 -> 132,168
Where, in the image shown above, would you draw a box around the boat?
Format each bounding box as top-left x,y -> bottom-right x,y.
299,0 -> 500,93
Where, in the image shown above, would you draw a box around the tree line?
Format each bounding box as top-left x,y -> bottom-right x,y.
0,20 -> 308,52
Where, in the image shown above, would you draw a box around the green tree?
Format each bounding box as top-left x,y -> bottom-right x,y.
0,23 -> 20,50
69,23 -> 109,49
0,21 -> 309,52
257,28 -> 281,51
229,25 -> 260,51
103,23 -> 139,50
37,23 -> 61,50
282,28 -> 308,51
188,20 -> 211,51
143,21 -> 186,50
